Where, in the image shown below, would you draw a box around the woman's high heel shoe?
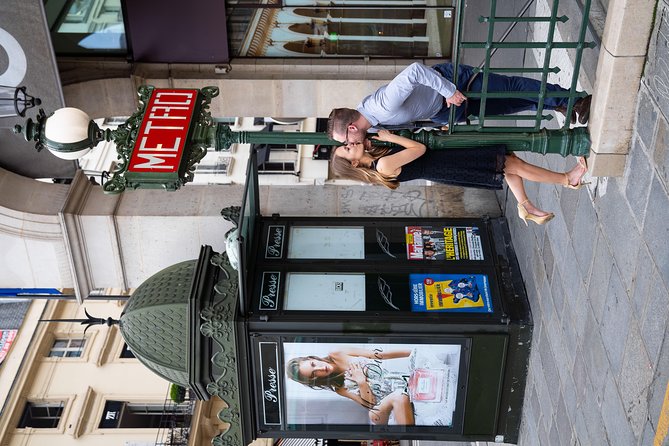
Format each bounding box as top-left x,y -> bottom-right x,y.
564,157 -> 590,190
517,200 -> 555,226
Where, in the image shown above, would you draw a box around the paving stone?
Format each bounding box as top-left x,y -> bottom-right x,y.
550,264 -> 566,322
549,320 -> 574,382
646,2 -> 669,120
624,137 -> 653,228
642,177 -> 669,290
572,409 -> 591,446
634,87 -> 659,151
631,242 -> 656,318
560,299 -> 579,358
520,417 -> 541,446
549,316 -> 574,385
530,250 -> 548,298
539,327 -> 561,406
602,374 -> 637,446
542,233 -> 555,286
566,282 -> 589,341
572,347 -> 589,402
647,310 -> 669,430
528,382 -> 542,427
600,271 -> 633,375
559,241 -> 584,294
538,414 -> 552,446
641,272 -> 669,367
559,185 -> 580,232
654,117 -> 669,188
561,372 -> 578,419
546,211 -> 570,268
595,178 -> 642,282
539,276 -> 557,331
581,380 -> 610,445
586,230 -> 614,323
556,391 -> 574,446
640,419 -> 656,446
571,192 -> 598,284
535,364 -> 556,434
582,310 -> 611,399
618,320 -> 653,439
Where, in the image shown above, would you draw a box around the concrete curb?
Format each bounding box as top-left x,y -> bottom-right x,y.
588,0 -> 657,176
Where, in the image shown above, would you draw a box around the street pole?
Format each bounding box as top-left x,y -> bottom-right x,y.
13,85 -> 591,193
212,124 -> 590,157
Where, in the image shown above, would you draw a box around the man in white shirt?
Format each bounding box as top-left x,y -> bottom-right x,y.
327,62 -> 591,146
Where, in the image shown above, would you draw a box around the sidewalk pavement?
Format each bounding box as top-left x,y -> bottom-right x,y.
502,0 -> 669,444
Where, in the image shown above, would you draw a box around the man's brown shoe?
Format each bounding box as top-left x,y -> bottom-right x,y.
574,95 -> 592,124
555,105 -> 576,124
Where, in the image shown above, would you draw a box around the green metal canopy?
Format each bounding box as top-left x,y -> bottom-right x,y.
119,260 -> 196,387
118,246 -> 246,445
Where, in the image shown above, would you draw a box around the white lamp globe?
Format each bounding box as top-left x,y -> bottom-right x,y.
43,107 -> 94,160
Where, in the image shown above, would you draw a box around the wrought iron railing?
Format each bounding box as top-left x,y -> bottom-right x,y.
154,389 -> 196,446
449,0 -> 596,132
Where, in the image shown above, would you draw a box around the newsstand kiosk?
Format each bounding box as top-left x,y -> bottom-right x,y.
229,150 -> 532,444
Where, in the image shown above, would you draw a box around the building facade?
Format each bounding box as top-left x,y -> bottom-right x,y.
0,298 -> 236,445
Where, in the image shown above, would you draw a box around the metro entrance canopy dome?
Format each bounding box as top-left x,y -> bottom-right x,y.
117,245 -> 246,446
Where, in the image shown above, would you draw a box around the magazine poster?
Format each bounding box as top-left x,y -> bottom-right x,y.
410,274 -> 493,313
283,341 -> 461,427
405,226 -> 484,261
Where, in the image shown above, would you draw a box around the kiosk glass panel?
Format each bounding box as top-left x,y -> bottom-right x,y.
287,227 -> 365,259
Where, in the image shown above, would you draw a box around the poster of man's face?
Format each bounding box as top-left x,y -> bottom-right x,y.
283,342 -> 461,427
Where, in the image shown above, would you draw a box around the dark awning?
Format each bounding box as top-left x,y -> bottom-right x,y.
0,0 -> 77,179
123,0 -> 230,63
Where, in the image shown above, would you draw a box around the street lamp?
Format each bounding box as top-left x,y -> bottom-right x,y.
13,107 -> 111,160
0,85 -> 41,118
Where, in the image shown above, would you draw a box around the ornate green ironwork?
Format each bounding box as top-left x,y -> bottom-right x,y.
102,85 -> 154,193
102,85 -> 220,194
200,252 -> 244,446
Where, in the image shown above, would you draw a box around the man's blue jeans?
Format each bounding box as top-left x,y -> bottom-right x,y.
430,63 -> 572,124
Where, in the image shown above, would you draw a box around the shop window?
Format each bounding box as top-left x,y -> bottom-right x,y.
48,338 -> 86,358
99,401 -> 190,428
17,402 -> 64,428
47,0 -> 127,55
257,145 -> 299,175
226,2 -> 452,59
120,343 -> 136,359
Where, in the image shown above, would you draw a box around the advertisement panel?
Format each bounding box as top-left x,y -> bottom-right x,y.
405,226 -> 484,261
282,341 -> 462,427
410,274 -> 493,313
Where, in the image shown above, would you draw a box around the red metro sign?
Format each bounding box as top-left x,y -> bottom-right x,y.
128,89 -> 198,173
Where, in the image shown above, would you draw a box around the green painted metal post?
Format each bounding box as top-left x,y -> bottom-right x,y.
212,125 -> 340,149
395,127 -> 591,157
210,123 -> 590,158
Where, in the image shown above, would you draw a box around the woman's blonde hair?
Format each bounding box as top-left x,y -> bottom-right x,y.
286,355 -> 345,392
330,145 -> 399,189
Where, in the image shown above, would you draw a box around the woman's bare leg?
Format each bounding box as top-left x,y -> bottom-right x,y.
505,173 -> 551,217
504,154 -> 586,186
368,391 -> 415,425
